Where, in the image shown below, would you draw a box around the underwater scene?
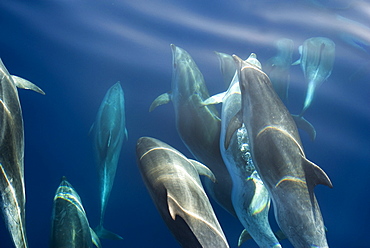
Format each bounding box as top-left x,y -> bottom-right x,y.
0,0 -> 369,247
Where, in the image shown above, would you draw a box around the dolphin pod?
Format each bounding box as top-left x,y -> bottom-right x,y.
136,136 -> 229,248
226,54 -> 333,247
149,44 -> 235,216
50,177 -> 101,248
204,53 -> 282,248
90,82 -> 127,240
0,59 -> 44,248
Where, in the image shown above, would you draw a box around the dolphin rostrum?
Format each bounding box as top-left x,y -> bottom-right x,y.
204,53 -> 281,248
0,59 -> 44,248
149,44 -> 235,216
293,37 -> 335,116
91,82 -> 127,240
50,177 -> 102,248
136,136 -> 229,248
226,55 -> 333,247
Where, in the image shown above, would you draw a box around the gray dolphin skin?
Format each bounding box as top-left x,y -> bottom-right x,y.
91,82 -> 127,240
0,59 -> 44,248
136,136 -> 229,248
204,54 -> 281,248
149,44 -> 235,216
226,55 -> 333,247
293,37 -> 335,116
265,38 -> 294,103
215,51 -> 236,88
50,177 -> 102,248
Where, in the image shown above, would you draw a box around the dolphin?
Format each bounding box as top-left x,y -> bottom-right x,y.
215,51 -> 236,88
149,44 -> 235,216
136,136 -> 229,248
226,55 -> 333,247
204,54 -> 281,248
50,177 -> 102,248
264,38 -> 294,103
90,82 -> 127,240
293,37 -> 335,116
0,59 -> 44,248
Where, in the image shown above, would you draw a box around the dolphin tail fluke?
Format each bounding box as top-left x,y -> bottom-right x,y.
94,224 -> 123,240
149,92 -> 171,112
292,114 -> 316,141
11,75 -> 45,95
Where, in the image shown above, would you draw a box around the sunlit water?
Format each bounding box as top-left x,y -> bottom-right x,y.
0,0 -> 369,247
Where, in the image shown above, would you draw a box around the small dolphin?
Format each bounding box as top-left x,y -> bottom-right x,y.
50,177 -> 102,248
150,44 -> 235,216
226,55 -> 333,247
204,54 -> 281,248
265,38 -> 294,103
91,82 -> 127,240
293,37 -> 335,116
136,137 -> 229,248
0,59 -> 44,248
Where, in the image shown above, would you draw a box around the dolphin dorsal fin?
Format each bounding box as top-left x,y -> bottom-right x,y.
202,92 -> 226,105
149,92 -> 172,112
188,159 -> 216,183
11,75 -> 45,95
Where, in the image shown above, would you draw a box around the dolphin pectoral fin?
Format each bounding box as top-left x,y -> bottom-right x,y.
149,92 -> 171,112
292,114 -> 317,141
302,156 -> 333,218
203,92 -> 226,105
188,159 -> 216,183
124,128 -> 128,141
291,59 -> 301,66
302,157 -> 333,189
11,75 -> 45,95
94,224 -> 123,240
237,229 -> 252,247
90,227 -> 103,248
224,110 -> 243,150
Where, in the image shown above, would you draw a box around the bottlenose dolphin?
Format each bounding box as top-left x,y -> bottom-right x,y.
91,82 -> 127,240
0,59 -> 44,248
293,37 -> 335,116
50,177 -> 102,248
136,137 -> 229,248
265,38 -> 294,103
149,44 -> 235,216
204,54 -> 281,248
226,55 -> 333,247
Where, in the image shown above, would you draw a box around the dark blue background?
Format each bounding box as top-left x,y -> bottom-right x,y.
0,0 -> 369,247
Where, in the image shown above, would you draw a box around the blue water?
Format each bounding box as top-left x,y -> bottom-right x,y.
0,0 -> 369,247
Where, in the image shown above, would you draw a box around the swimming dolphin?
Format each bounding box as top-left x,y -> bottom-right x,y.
293,37 -> 335,116
50,177 -> 102,248
215,51 -> 236,88
226,55 -> 333,247
204,54 -> 281,248
265,38 -> 294,103
91,82 -> 127,240
136,136 -> 229,248
149,44 -> 235,216
0,59 -> 44,248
